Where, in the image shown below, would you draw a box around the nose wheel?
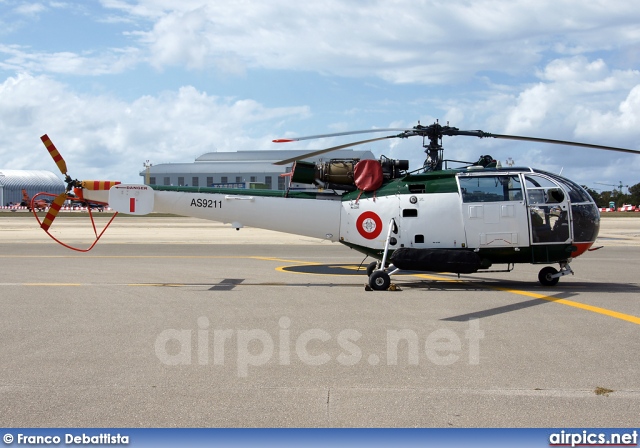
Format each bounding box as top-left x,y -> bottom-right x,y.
538,261 -> 573,286
538,266 -> 560,286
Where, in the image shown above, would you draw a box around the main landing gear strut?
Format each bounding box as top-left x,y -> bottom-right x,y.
538,260 -> 574,286
366,218 -> 400,291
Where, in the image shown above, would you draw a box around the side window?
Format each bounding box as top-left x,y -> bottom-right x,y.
525,175 -> 565,205
459,176 -> 523,203
525,175 -> 569,243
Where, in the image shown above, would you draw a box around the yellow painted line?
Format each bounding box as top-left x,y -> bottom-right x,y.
331,264 -> 366,271
415,273 -> 461,282
415,273 -> 640,326
490,286 -> 640,326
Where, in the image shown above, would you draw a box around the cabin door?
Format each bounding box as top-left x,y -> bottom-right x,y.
459,174 -> 529,249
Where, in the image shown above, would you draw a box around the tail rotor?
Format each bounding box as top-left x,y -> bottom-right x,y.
36,134 -> 121,251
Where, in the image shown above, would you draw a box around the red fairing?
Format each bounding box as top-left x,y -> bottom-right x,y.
353,160 -> 383,192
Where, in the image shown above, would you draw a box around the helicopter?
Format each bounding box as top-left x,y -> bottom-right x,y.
33,123 -> 640,290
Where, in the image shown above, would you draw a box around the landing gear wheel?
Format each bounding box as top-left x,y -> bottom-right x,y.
369,271 -> 391,291
366,261 -> 378,277
538,266 -> 559,286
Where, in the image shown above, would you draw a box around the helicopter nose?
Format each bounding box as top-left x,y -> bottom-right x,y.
571,242 -> 594,258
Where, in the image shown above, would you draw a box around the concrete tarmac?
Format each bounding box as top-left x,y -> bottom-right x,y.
0,215 -> 639,427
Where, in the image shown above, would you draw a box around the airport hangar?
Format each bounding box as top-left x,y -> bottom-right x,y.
0,169 -> 64,206
0,149 -> 374,206
139,149 -> 376,190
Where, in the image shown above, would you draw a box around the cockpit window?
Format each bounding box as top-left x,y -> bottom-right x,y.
536,170 -> 593,203
524,176 -> 557,189
525,175 -> 565,205
459,175 -> 523,202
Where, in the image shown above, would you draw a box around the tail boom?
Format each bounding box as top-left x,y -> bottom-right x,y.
107,185 -> 342,241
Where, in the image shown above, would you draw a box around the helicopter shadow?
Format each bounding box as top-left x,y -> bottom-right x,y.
280,263 -> 640,295
393,277 -> 640,321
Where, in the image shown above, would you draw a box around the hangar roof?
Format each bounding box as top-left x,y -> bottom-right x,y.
144,149 -> 375,175
0,169 -> 64,189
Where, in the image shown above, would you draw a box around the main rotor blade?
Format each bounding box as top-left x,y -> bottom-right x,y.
41,134 -> 68,175
273,135 -> 397,166
475,132 -> 640,155
273,128 -> 410,143
40,192 -> 67,232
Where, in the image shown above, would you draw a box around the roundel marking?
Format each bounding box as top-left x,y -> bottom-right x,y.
356,211 -> 383,239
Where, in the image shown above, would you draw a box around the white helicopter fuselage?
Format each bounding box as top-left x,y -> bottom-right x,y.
98,166 -> 599,268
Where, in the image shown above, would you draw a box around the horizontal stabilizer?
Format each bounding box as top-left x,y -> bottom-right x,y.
109,184 -> 154,215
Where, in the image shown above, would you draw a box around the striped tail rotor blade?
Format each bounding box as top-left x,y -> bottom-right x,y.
80,180 -> 121,190
40,193 -> 67,232
40,134 -> 68,176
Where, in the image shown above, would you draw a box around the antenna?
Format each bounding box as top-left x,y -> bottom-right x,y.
143,160 -> 153,185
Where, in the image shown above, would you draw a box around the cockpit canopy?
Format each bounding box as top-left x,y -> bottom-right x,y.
457,169 -> 599,243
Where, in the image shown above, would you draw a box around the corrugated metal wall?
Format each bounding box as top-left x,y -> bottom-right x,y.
0,170 -> 65,206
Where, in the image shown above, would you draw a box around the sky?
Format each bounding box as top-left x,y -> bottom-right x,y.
0,0 -> 639,191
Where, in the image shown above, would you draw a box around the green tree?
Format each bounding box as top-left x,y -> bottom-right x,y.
629,182 -> 640,206
582,186 -> 600,205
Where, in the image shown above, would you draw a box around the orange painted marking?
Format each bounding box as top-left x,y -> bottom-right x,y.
81,180 -> 121,190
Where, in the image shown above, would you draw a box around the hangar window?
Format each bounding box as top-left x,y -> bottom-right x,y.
149,177 -> 156,185
192,177 -> 199,187
163,177 -> 170,186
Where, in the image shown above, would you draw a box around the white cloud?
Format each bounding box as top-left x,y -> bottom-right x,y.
0,74 -> 310,183
13,2 -> 46,16
576,84 -> 640,139
2,1 -> 639,85
0,44 -> 141,75
114,0 -> 640,83
502,57 -> 640,142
